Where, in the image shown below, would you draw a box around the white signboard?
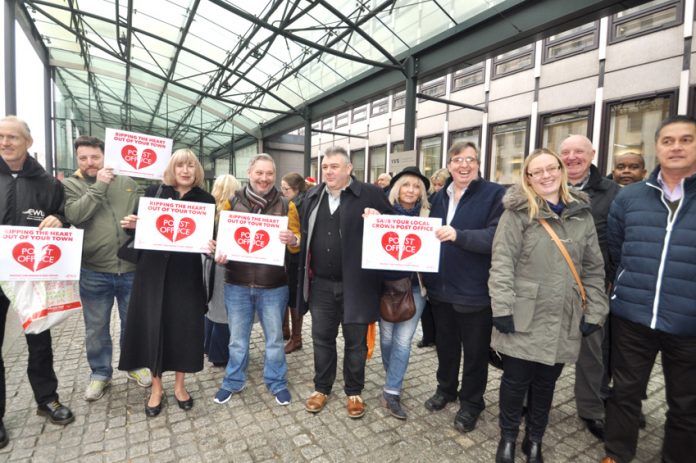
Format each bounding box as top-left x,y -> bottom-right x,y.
216,211 -> 289,267
134,198 -> 215,253
0,226 -> 83,281
361,215 -> 442,272
389,150 -> 417,174
104,128 -> 173,180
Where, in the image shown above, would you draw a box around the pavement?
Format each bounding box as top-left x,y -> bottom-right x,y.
0,308 -> 665,462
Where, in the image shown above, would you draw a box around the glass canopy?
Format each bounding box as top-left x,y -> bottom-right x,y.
24,0 -> 506,159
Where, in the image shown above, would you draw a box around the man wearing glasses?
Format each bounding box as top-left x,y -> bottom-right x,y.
422,141 -> 505,433
559,134 -> 621,440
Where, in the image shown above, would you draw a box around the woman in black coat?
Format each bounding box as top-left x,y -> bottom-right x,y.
119,149 -> 215,417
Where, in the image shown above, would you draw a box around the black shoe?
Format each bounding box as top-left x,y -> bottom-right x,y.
145,393 -> 165,417
381,392 -> 407,420
424,392 -> 455,411
36,400 -> 75,425
176,392 -> 194,411
495,437 -> 515,463
638,411 -> 646,429
522,435 -> 544,463
581,417 -> 605,440
416,339 -> 435,348
453,408 -> 479,433
0,422 -> 8,449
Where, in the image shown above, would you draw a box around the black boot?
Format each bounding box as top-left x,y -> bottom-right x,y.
522,435 -> 544,463
495,437 -> 515,463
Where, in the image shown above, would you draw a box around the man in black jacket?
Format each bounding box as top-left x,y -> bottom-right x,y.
0,116 -> 75,448
297,147 -> 392,419
559,134 -> 620,440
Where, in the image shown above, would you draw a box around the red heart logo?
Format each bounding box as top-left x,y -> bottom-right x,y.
234,226 -> 251,252
400,233 -> 421,260
174,217 -> 196,242
156,214 -> 175,241
12,242 -> 62,272
250,230 -> 269,253
381,232 -> 400,260
138,148 -> 157,169
121,144 -> 138,169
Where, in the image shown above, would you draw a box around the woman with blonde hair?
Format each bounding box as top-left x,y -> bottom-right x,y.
489,148 -> 608,462
204,174 -> 241,366
119,149 -> 215,417
379,166 -> 430,420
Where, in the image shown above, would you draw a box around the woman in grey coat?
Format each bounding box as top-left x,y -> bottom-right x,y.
488,148 -> 608,463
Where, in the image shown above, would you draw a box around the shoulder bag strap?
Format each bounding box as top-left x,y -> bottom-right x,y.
538,218 -> 587,311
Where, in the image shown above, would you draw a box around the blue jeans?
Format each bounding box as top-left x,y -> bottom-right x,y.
80,268 -> 134,380
380,286 -> 426,395
222,284 -> 289,395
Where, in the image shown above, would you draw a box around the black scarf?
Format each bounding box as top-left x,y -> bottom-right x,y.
244,185 -> 280,213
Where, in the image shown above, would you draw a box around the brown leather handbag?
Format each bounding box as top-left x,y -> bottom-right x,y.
380,277 -> 416,323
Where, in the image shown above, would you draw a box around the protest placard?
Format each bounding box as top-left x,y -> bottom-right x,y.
0,226 -> 83,281
134,198 -> 215,253
361,215 -> 442,272
104,128 -> 173,180
216,211 -> 289,267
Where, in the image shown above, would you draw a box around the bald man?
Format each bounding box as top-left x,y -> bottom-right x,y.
559,135 -> 620,440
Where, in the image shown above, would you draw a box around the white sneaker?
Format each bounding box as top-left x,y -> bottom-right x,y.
84,379 -> 111,401
127,368 -> 152,387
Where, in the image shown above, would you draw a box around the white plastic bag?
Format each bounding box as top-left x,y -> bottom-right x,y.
0,280 -> 82,334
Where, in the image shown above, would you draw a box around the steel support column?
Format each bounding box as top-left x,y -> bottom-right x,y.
4,0 -> 17,115
403,57 -> 418,151
44,60 -> 53,173
304,113 -> 312,177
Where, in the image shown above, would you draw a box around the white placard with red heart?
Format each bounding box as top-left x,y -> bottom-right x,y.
134,198 -> 215,253
104,128 -> 173,180
361,215 -> 442,272
216,211 -> 289,267
0,226 -> 84,281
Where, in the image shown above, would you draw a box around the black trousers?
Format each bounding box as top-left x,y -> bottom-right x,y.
431,300 -> 491,413
499,355 -> 563,441
309,277 -> 368,396
605,315 -> 696,463
419,299 -> 436,344
0,290 -> 59,419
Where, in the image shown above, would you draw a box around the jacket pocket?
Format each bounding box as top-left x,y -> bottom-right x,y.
512,279 -> 539,333
568,287 -> 583,340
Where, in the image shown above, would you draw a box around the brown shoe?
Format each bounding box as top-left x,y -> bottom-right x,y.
305,391 -> 328,413
601,458 -> 618,463
285,308 -> 303,354
347,395 -> 366,419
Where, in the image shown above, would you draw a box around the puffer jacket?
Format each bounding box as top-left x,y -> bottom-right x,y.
489,184 -> 608,366
608,168 -> 696,336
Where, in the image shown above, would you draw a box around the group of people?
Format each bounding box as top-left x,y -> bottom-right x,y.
0,113 -> 693,463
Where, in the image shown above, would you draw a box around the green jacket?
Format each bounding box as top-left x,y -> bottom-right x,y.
63,171 -> 139,274
488,184 -> 608,366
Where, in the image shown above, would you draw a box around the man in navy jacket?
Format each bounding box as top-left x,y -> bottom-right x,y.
422,141 -> 505,433
603,115 -> 696,463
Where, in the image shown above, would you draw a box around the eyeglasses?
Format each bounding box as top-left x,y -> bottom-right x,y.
449,156 -> 477,165
527,165 -> 562,179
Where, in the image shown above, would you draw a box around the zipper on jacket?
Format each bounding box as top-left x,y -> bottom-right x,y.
646,181 -> 685,329
106,195 -> 122,274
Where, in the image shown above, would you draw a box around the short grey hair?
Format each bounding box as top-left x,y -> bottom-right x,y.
0,115 -> 32,140
247,153 -> 276,172
324,146 -> 351,164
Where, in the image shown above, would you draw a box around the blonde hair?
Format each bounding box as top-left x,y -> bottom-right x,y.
520,148 -> 574,221
429,168 -> 450,193
162,149 -> 205,188
212,174 -> 241,214
388,174 -> 430,217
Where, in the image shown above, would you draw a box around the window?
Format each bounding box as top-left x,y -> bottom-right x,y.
391,141 -> 404,154
351,149 -> 365,181
606,95 -> 672,174
311,157 -> 318,180
336,111 -> 349,128
352,105 -> 367,123
419,77 -> 446,102
371,97 -> 388,116
369,145 -> 387,182
543,22 -> 598,62
451,64 -> 484,91
322,117 -> 334,132
540,109 -> 591,151
311,122 -> 320,131
490,120 -> 529,184
393,91 -> 406,111
418,135 -> 443,179
610,0 -> 683,42
492,44 -> 534,78
450,128 -> 481,148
